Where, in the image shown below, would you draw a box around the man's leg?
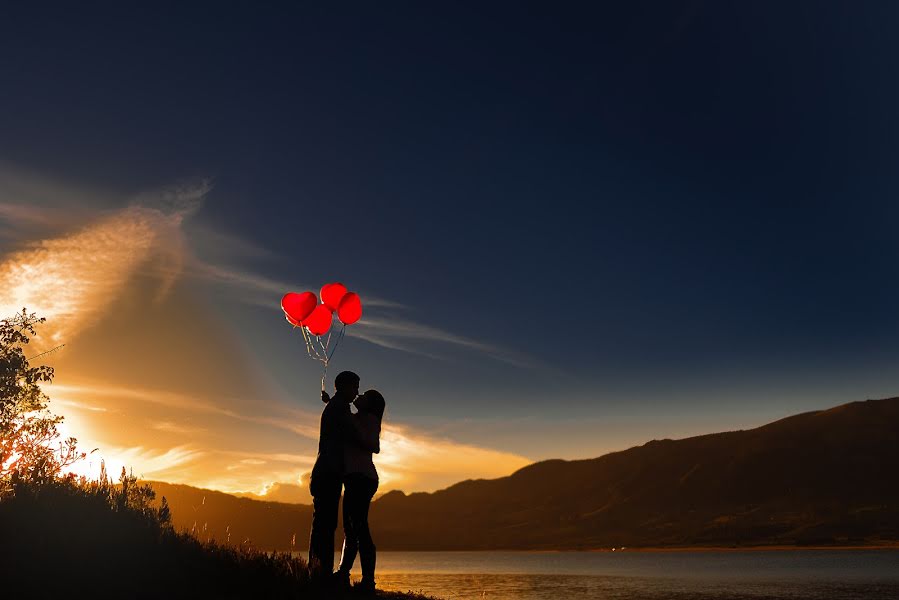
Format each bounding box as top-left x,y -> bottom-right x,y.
308,474 -> 342,576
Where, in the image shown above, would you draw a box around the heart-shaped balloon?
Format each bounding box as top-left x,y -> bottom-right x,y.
281,291 -> 317,323
302,304 -> 334,336
337,292 -> 362,325
320,282 -> 348,311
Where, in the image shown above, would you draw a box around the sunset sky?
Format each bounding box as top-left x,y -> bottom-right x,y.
2,3 -> 899,503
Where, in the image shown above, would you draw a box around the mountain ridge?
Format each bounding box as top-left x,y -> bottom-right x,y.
148,397 -> 899,550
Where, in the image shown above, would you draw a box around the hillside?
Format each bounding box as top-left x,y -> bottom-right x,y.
0,477 -> 435,599
147,480 -> 313,551
150,397 -> 899,550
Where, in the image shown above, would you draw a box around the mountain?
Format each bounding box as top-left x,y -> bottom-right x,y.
150,397 -> 899,550
146,480 -> 313,551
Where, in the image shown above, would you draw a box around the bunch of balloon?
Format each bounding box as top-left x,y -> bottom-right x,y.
281,282 -> 363,390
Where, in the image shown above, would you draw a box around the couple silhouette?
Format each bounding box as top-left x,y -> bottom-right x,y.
308,371 -> 385,593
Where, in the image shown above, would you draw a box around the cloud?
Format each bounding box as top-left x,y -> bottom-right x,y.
66,444 -> 206,481
219,450 -> 315,464
185,223 -> 279,262
0,162 -> 106,240
0,203 -> 60,228
0,166 -> 535,368
151,421 -> 206,435
350,316 -> 541,368
372,424 -> 532,492
238,481 -> 311,504
51,383 -> 322,441
54,398 -> 108,413
188,261 -> 404,311
0,179 -> 211,349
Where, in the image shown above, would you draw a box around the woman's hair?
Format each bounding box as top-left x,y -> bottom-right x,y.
362,389 -> 385,420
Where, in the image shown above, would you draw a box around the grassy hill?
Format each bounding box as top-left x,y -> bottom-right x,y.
145,480 -> 313,551
150,397 -> 899,550
0,474 -> 434,599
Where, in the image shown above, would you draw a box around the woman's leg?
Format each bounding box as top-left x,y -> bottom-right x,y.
336,476 -> 359,574
356,477 -> 379,584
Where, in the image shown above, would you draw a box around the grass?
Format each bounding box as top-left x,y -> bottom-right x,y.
0,471 -> 438,600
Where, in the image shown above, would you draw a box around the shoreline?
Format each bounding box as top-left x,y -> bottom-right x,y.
284,544 -> 899,554
587,543 -> 899,553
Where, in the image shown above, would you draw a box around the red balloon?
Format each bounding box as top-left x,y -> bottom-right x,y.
320,282 -> 348,311
302,304 -> 333,336
281,291 -> 317,323
337,292 -> 362,325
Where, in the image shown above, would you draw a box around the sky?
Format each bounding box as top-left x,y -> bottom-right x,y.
2,2 -> 899,502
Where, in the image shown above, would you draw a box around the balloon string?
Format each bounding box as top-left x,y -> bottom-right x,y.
318,333 -> 330,392
300,325 -> 327,364
294,320 -> 346,393
328,325 -> 346,361
300,324 -> 313,357
316,335 -> 329,363
311,336 -> 325,362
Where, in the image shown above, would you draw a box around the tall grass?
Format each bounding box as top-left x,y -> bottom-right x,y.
0,466 -> 436,600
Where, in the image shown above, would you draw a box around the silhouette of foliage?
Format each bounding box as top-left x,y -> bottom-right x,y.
1,470 -> 438,599
0,309 -> 84,486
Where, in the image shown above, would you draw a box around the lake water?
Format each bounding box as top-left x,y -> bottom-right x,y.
328,549 -> 899,599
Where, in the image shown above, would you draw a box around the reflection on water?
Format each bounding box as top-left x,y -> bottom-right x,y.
376,573 -> 899,600
325,550 -> 899,600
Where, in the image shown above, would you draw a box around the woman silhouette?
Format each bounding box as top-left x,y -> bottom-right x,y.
334,389 -> 385,592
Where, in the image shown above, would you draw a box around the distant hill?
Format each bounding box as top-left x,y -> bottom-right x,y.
150,397 -> 899,550
146,480 -> 313,551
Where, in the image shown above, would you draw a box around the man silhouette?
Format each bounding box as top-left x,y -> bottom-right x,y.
308,370 -> 359,578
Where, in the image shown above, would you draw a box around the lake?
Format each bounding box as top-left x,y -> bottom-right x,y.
327,549 -> 899,599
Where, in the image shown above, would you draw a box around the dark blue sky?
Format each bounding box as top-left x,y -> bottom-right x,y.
3,2 -> 899,459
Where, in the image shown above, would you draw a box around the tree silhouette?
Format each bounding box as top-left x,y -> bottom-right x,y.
0,309 -> 84,486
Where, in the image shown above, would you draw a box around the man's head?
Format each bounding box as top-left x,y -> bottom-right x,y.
333,370 -> 360,399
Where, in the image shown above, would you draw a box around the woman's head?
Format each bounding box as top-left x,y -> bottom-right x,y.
355,389 -> 385,420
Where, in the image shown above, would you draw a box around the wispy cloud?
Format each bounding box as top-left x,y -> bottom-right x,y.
187,261 -> 404,311
183,261 -> 536,366
374,424 -> 532,491
0,203 -> 60,228
186,223 -> 279,262
54,398 -> 108,413
0,167 -> 534,368
0,178 -> 211,348
52,383 -> 322,441
151,421 -> 206,435
67,444 -> 206,481
351,316 -> 541,368
219,450 -> 315,464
